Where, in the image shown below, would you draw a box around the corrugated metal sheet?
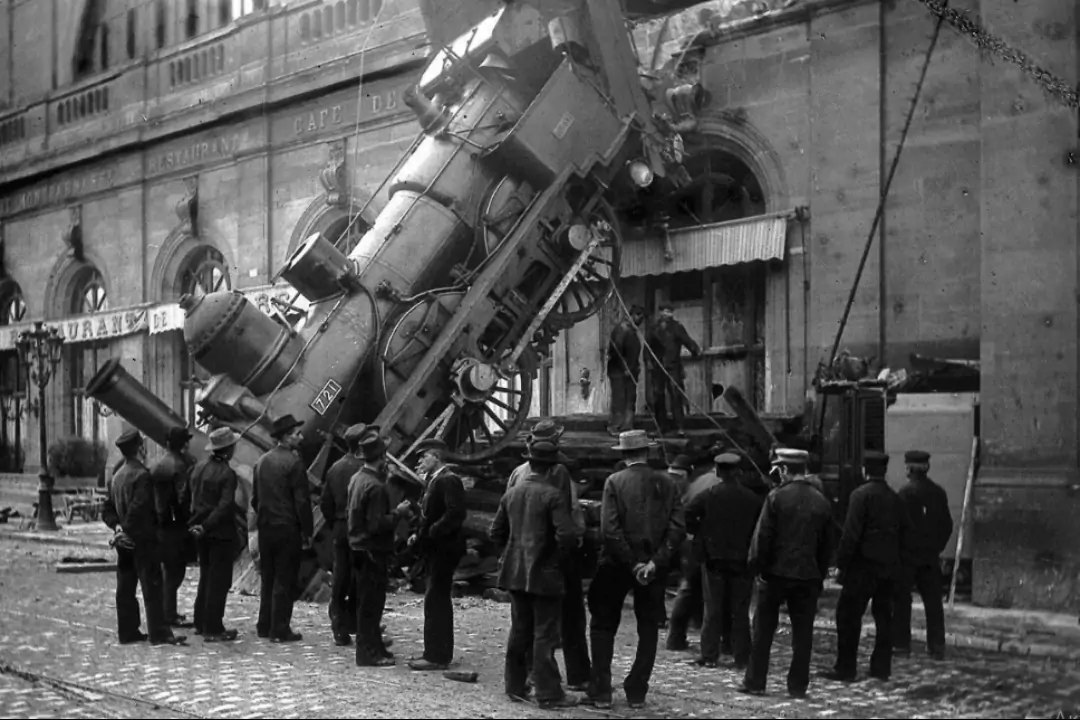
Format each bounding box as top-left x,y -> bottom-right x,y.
620,213 -> 788,277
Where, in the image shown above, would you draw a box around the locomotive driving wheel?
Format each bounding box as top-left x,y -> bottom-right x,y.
545,197 -> 623,327
377,291 -> 537,464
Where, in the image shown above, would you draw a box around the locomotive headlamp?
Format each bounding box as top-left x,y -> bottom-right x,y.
628,159 -> 654,188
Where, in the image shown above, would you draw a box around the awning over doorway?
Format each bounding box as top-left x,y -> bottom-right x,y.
620,211 -> 790,278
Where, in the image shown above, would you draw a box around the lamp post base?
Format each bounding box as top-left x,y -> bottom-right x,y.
36,470 -> 59,532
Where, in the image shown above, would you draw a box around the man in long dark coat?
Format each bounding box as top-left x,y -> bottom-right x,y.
823,450 -> 908,681
893,450 -> 953,660
321,423 -> 368,646
607,304 -> 644,435
645,304 -> 701,436
151,426 -> 195,628
408,438 -> 467,671
102,429 -> 186,646
252,414 -> 313,643
491,440 -> 580,710
740,448 -> 832,698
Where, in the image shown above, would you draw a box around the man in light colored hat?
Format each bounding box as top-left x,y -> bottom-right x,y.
188,427 -> 241,642
893,449 -> 952,661
320,423 -> 370,647
348,429 -> 412,667
583,430 -> 686,710
102,428 -> 186,646
823,450 -> 908,682
506,419 -> 590,692
151,425 -> 195,628
685,452 -> 764,669
408,437 -> 467,671
252,414 -> 313,643
740,447 -> 832,698
491,440 -> 581,709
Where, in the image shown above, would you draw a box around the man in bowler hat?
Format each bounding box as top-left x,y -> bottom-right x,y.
506,419 -> 590,690
408,437 -> 467,671
893,450 -> 952,660
584,430 -> 685,710
188,427 -> 241,641
252,414 -> 313,642
321,423 -> 369,646
102,428 -> 186,646
491,439 -> 581,709
348,428 -> 412,666
151,425 -> 195,627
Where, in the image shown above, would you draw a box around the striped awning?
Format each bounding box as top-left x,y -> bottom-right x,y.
620,211 -> 790,277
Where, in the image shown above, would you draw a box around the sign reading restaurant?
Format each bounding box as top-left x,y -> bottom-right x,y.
0,284 -> 308,350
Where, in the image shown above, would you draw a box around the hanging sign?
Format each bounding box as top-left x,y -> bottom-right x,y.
0,307 -> 150,350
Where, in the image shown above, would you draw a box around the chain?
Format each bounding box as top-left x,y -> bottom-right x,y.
915,0 -> 1078,110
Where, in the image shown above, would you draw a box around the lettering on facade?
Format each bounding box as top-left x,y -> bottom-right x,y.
0,308 -> 147,350
0,169 -> 116,218
147,134 -> 243,177
286,87 -> 401,140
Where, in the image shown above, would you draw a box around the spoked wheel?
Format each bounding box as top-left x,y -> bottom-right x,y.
545,197 -> 623,327
377,291 -> 537,464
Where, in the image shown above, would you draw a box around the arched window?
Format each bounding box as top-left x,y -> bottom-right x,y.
177,247 -> 231,431
0,284 -> 26,472
68,268 -> 108,443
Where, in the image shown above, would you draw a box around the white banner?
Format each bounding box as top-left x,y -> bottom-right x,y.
0,306 -> 150,350
0,284 -> 308,350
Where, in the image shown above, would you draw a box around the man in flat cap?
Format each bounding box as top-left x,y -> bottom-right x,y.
408,437 -> 467,671
151,425 -> 195,627
584,430 -> 685,710
645,304 -> 701,437
740,448 -> 832,698
893,450 -> 952,661
321,423 -> 369,647
102,429 -> 186,646
491,439 -> 581,709
188,427 -> 241,641
252,414 -> 313,643
506,419 -> 589,691
685,452 -> 764,669
823,450 -> 908,682
348,429 -> 413,666
607,304 -> 645,435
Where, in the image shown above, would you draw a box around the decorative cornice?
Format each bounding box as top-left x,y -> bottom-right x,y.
176,176 -> 199,236
62,206 -> 84,262
319,140 -> 348,207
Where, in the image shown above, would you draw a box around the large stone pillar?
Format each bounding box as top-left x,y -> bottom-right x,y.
974,0 -> 1080,611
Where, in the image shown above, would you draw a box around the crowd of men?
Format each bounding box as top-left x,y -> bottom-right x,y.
100,411 -> 953,712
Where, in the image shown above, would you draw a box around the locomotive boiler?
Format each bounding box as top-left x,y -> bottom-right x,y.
89,0 -> 693,581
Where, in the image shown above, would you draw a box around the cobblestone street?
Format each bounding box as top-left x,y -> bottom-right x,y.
0,539 -> 1076,719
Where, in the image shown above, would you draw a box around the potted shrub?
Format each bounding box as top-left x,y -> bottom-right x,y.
47,437 -> 109,491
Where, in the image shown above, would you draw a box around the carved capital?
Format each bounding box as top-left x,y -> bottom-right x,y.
63,206 -> 84,262
176,176 -> 199,236
319,141 -> 348,207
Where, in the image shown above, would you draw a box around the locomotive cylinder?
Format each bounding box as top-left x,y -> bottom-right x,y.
182,291 -> 303,397
85,358 -> 191,451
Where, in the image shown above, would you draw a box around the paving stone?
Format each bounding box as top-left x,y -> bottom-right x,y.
0,541 -> 1077,719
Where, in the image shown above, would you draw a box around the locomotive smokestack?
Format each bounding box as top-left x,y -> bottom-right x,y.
86,358 -> 191,450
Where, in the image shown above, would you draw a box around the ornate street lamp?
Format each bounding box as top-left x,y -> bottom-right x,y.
16,321 -> 64,531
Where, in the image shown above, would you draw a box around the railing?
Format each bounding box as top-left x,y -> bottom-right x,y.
168,43 -> 228,89
297,0 -> 384,44
54,81 -> 113,129
0,0 -> 426,175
